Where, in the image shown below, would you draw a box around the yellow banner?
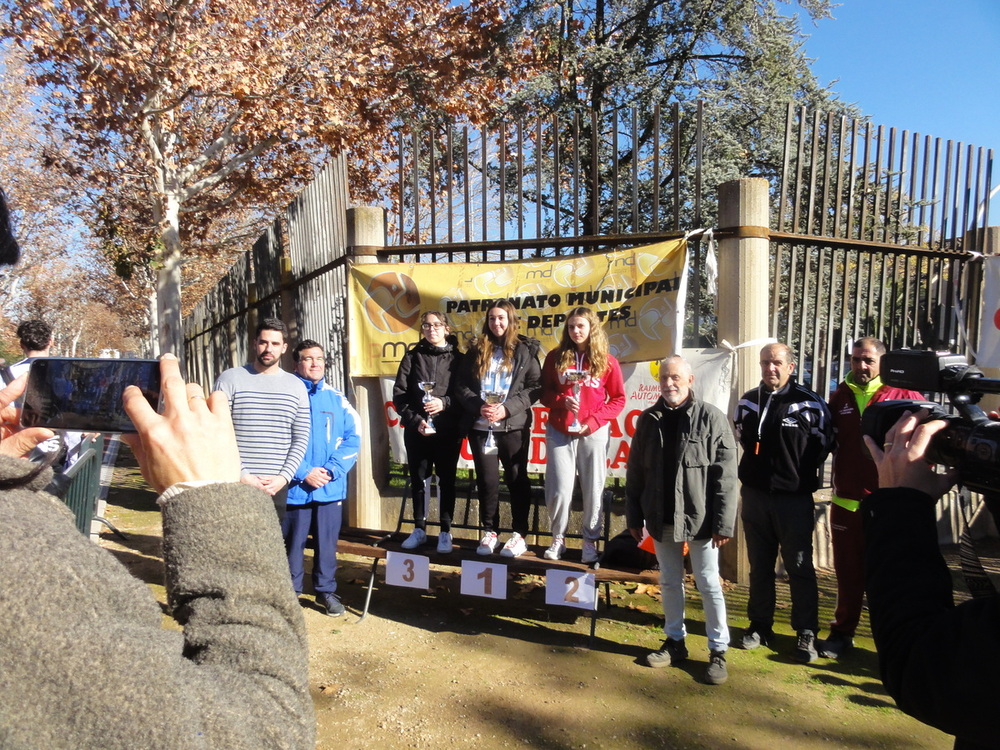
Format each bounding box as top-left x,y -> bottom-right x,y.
348,239 -> 687,377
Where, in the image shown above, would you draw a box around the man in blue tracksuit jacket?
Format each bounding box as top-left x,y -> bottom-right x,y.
283,339 -> 361,617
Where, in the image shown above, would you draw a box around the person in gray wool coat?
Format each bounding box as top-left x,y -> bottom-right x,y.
0,351 -> 316,748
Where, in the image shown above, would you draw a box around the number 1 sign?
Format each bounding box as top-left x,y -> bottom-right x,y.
460,560 -> 508,600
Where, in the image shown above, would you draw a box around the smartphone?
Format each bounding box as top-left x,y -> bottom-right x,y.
20,358 -> 161,433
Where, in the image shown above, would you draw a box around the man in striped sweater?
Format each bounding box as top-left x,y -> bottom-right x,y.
213,318 -> 310,523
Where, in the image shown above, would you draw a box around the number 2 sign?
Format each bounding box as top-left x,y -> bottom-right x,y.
545,570 -> 597,610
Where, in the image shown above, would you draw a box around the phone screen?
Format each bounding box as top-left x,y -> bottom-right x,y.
20,358 -> 161,433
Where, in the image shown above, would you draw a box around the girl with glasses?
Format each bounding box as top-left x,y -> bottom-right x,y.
392,311 -> 463,553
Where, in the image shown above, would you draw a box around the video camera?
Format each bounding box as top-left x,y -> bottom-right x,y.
861,350 -> 1000,494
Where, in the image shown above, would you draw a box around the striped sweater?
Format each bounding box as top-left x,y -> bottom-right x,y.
213,364 -> 310,482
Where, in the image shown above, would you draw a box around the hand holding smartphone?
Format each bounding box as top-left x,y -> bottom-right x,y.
20,358 -> 162,433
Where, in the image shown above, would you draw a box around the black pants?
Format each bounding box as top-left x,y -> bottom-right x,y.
468,428 -> 532,536
404,427 -> 461,532
741,485 -> 819,633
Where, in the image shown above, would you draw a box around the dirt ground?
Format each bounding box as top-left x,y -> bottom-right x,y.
101,459 -> 952,750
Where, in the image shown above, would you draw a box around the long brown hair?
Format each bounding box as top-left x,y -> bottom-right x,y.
555,307 -> 609,378
474,300 -> 520,379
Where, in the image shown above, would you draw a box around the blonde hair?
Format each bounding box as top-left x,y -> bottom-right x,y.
555,307 -> 609,378
474,300 -> 520,379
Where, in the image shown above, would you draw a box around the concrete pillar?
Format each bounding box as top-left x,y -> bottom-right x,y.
346,207 -> 388,530
716,178 -> 771,584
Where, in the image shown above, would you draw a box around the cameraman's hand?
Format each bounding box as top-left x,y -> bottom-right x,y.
863,409 -> 957,499
122,354 -> 241,494
0,374 -> 54,458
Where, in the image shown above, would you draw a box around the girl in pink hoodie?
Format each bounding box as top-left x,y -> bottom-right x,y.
540,307 -> 625,561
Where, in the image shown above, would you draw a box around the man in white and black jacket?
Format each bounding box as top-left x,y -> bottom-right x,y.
733,342 -> 834,663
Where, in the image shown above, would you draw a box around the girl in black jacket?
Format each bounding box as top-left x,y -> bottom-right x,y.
392,311 -> 463,554
456,300 -> 542,558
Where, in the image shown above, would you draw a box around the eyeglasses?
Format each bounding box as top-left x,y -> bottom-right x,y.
422,323 -> 445,330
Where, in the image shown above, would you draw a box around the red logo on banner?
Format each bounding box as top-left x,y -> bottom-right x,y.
994,307 -> 1000,330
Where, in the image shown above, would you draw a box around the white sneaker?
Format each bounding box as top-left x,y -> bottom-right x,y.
401,528 -> 427,549
437,532 -> 454,554
500,532 -> 527,558
581,539 -> 599,563
544,536 -> 566,560
476,531 -> 499,555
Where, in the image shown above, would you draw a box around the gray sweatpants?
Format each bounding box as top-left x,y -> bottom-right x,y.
544,423 -> 609,540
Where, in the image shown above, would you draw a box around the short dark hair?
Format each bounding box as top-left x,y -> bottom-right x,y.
292,340 -> 324,362
255,317 -> 287,340
17,319 -> 52,351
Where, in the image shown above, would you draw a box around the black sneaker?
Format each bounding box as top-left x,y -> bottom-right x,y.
740,625 -> 773,650
795,629 -> 818,663
819,630 -> 853,659
647,638 -> 688,668
704,650 -> 728,685
318,592 -> 345,618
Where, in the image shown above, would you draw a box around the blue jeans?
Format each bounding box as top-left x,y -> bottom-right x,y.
654,535 -> 729,653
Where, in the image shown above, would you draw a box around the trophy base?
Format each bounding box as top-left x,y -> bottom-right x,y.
567,423 -> 583,433
423,425 -> 437,435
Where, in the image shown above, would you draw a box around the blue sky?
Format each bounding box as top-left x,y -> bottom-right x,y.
794,0 -> 998,152
789,0 -> 999,220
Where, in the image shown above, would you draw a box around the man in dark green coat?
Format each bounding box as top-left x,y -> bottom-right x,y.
626,355 -> 738,685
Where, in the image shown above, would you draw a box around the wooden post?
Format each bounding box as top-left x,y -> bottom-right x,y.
716,178 -> 771,584
346,206 -> 389,530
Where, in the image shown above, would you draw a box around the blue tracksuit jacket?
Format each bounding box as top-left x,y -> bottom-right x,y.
287,374 -> 361,505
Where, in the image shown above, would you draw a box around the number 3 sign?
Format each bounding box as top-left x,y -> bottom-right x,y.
386,551 -> 430,590
545,570 -> 597,610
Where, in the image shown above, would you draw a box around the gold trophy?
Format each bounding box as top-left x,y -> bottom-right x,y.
419,381 -> 437,434
564,369 -> 589,433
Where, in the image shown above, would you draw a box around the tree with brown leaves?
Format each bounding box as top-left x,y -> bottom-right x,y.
6,0 -> 520,355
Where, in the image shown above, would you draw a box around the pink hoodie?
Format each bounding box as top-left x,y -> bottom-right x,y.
540,349 -> 626,435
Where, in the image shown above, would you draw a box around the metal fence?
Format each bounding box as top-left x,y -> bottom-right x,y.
771,104 -> 993,398
379,103 -> 710,343
777,103 -> 993,249
386,103 -> 705,248
184,104 -> 995,399
184,155 -> 351,391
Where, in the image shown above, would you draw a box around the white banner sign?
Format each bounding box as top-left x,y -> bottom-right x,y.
380,348 -> 733,478
979,256 -> 1000,367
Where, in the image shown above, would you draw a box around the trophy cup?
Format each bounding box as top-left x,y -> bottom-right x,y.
482,390 -> 506,454
419,381 -> 437,434
564,369 -> 589,433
